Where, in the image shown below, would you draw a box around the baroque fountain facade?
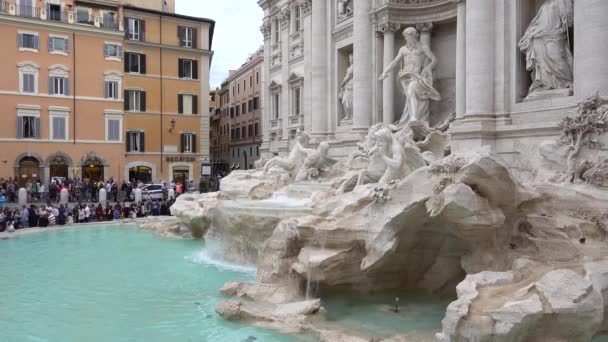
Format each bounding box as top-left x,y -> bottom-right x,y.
173,0 -> 608,340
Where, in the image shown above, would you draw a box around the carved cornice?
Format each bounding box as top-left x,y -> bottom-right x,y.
376,21 -> 401,34
260,19 -> 271,40
332,22 -> 353,43
372,0 -> 457,25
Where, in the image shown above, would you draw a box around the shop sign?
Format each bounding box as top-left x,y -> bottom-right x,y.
166,157 -> 195,163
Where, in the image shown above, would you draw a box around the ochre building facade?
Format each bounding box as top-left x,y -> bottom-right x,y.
0,0 -> 214,186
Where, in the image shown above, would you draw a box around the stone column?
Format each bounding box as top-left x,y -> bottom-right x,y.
464,0 -> 495,116
301,0 -> 313,132
378,22 -> 399,124
352,0 -> 373,133
280,8 -> 291,141
311,0 -> 328,137
260,19 -> 272,155
574,0 -> 608,98
454,0 -> 466,118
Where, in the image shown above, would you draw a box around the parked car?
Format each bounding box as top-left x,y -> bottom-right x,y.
130,184 -> 164,201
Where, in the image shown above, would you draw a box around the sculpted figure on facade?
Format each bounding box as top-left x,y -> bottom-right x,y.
370,127 -> 427,186
518,0 -> 574,96
380,27 -> 441,127
295,142 -> 337,181
338,53 -> 354,122
263,130 -> 310,177
337,0 -> 353,21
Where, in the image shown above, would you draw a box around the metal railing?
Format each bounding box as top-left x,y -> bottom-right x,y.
0,2 -> 119,32
16,4 -> 40,19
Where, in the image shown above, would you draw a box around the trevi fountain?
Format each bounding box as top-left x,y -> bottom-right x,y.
170,0 -> 608,340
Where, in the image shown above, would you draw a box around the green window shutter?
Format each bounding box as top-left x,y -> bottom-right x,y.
192,95 -> 198,115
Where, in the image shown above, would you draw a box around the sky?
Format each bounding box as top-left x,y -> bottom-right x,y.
175,0 -> 264,89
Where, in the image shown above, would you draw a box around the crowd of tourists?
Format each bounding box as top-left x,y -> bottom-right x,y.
0,177 -> 198,204
0,199 -> 176,233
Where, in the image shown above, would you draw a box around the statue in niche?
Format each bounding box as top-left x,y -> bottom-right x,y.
263,130 -> 310,178
380,27 -> 441,128
337,0 -> 352,21
338,53 -> 354,122
518,0 -> 574,96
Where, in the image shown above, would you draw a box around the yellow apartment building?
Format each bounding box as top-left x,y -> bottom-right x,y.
0,0 -> 214,186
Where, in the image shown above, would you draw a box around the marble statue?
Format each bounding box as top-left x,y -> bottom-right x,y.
263,130 -> 310,177
518,0 -> 574,96
295,142 -> 337,181
338,53 -> 354,122
337,0 -> 352,21
340,125 -> 388,191
380,27 -> 440,127
370,127 -> 426,186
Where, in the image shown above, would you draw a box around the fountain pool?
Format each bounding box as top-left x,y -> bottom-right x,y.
0,225 -> 296,342
314,292 -> 452,340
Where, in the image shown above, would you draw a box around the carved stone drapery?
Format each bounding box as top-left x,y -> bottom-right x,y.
337,0 -> 353,22
280,6 -> 291,29
415,22 -> 433,33
300,0 -> 312,16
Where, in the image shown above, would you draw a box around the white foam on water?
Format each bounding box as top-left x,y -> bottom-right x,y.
186,249 -> 256,275
259,191 -> 310,207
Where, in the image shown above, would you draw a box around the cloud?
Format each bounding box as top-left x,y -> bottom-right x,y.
175,0 -> 264,89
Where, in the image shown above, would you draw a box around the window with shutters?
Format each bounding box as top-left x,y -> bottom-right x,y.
292,87 -> 301,116
242,126 -> 246,139
127,18 -> 144,41
236,106 -> 240,116
179,26 -> 195,48
273,18 -> 280,44
22,73 -> 35,93
126,131 -> 144,152
293,5 -> 301,32
50,112 -> 68,141
19,116 -> 40,139
105,80 -> 119,99
104,43 -> 123,60
125,90 -> 145,111
181,133 -> 196,153
242,103 -> 246,114
272,93 -> 280,119
248,124 -> 253,137
48,36 -> 68,54
230,107 -> 234,118
76,8 -> 92,24
178,58 -> 197,79
253,97 -> 259,110
248,100 -> 253,113
49,77 -> 69,96
124,52 -> 145,74
106,117 -> 121,142
178,94 -> 198,115
255,123 -> 259,136
17,32 -> 39,51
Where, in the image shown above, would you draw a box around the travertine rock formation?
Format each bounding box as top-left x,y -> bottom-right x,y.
171,101 -> 608,341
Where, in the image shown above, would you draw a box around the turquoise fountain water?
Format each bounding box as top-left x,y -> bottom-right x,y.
0,225 -> 295,342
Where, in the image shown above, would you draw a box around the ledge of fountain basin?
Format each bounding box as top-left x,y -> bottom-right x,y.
287,182 -> 334,199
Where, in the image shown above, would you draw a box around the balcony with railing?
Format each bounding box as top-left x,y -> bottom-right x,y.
0,2 -> 120,31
